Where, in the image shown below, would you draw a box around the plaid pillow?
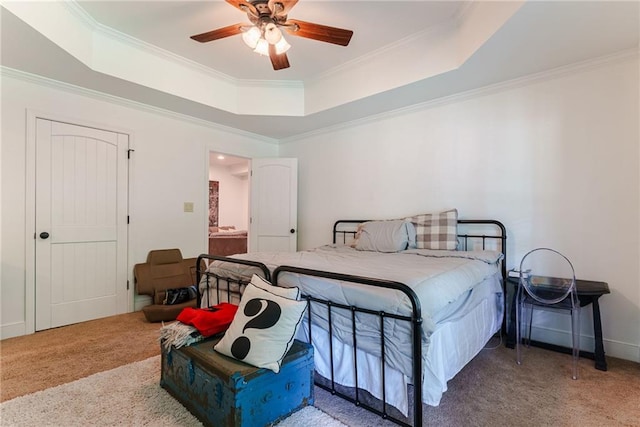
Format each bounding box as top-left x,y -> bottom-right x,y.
408,209 -> 458,250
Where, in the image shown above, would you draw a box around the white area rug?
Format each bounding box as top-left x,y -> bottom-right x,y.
0,356 -> 346,427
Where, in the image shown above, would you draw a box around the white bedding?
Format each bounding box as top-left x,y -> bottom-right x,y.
199,245 -> 504,412
305,274 -> 503,413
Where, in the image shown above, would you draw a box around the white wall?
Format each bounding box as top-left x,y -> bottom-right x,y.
280,54 -> 640,362
209,161 -> 249,230
2,54 -> 638,364
0,72 -> 277,338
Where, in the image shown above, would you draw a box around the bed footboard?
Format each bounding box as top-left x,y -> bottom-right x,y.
273,265 -> 423,427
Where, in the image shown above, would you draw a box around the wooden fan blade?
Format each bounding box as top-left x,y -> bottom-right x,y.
226,0 -> 258,17
268,0 -> 298,16
190,24 -> 244,43
269,44 -> 290,70
283,19 -> 353,46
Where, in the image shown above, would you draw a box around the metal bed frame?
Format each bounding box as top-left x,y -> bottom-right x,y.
196,219 -> 507,427
196,255 -> 271,308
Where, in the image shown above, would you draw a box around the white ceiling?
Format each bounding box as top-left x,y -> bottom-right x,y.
76,0 -> 468,81
1,1 -> 638,140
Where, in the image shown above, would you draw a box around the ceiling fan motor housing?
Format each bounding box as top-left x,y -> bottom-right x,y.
251,0 -> 271,13
247,1 -> 287,26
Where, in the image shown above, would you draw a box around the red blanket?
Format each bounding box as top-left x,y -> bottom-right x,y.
177,303 -> 238,337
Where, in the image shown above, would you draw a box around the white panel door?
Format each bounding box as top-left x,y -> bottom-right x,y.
249,158 -> 298,252
35,119 -> 129,330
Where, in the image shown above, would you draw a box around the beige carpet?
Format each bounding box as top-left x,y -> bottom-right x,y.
1,311 -> 160,402
2,311 -> 639,426
0,356 -> 346,427
314,337 -> 640,426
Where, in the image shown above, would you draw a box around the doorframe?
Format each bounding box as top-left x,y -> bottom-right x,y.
25,109 -> 134,334
203,148 -> 252,254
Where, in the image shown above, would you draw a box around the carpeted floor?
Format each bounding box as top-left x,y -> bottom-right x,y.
1,311 -> 639,426
0,356 -> 347,427
313,336 -> 640,426
0,311 -> 160,401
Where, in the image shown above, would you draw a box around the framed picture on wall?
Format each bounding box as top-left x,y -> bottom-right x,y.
209,180 -> 219,227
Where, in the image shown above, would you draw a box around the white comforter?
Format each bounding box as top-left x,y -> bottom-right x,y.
200,245 -> 502,380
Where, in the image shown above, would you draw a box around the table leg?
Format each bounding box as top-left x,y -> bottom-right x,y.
506,284 -> 516,348
591,297 -> 608,371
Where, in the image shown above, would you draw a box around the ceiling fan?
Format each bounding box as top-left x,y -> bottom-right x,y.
190,0 -> 354,71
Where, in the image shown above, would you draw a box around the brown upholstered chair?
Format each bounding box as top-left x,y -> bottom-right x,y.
134,248 -> 198,322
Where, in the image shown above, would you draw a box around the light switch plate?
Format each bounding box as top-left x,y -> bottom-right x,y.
184,202 -> 194,213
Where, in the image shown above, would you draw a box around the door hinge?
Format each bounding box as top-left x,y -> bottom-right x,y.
127,215 -> 130,224
127,280 -> 130,290
127,149 -> 135,159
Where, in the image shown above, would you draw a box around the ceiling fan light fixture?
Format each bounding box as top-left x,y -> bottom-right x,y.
241,26 -> 261,49
264,22 -> 282,44
274,36 -> 291,54
253,38 -> 270,56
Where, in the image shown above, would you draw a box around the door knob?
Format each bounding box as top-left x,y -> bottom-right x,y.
290,229 -> 295,234
39,232 -> 50,239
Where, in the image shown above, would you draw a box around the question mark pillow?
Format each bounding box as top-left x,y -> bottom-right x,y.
214,281 -> 306,373
249,274 -> 300,300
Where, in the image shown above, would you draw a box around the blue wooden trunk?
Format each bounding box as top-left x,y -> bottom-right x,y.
160,338 -> 314,427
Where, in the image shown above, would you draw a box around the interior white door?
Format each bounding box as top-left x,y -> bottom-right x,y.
35,119 -> 129,330
249,158 -> 298,252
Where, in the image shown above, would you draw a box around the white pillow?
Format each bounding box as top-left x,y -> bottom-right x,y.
250,274 -> 300,300
354,219 -> 411,252
214,283 -> 306,373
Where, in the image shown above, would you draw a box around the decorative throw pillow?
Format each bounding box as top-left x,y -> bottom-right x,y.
354,219 -> 411,252
249,274 -> 300,300
408,209 -> 459,250
214,283 -> 306,373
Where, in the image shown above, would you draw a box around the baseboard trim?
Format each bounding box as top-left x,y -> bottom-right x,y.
530,325 -> 639,363
1,321 -> 26,340
5,313 -> 638,362
134,294 -> 152,312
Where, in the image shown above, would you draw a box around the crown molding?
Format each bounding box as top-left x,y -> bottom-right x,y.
237,79 -> 304,89
63,0 -> 97,32
453,1 -> 479,24
307,1 -> 506,86
280,48 -> 639,144
0,66 -> 279,145
63,1 -> 302,92
3,46 -> 635,145
308,16 -> 456,85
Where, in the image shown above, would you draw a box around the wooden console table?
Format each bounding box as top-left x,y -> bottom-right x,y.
505,276 -> 610,371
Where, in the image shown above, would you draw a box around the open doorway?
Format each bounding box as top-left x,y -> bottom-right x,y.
208,152 -> 250,256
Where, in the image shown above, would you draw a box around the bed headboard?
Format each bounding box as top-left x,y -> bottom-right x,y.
332,219 -> 507,281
